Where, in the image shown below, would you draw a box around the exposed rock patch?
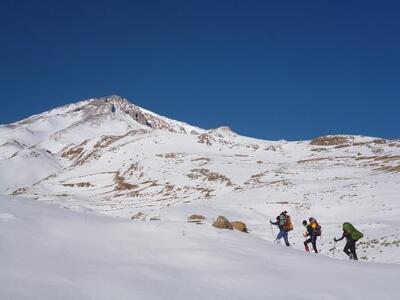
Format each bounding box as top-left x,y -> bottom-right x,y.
231,221 -> 248,233
310,135 -> 352,146
187,214 -> 206,224
187,168 -> 233,187
198,133 -> 215,146
61,147 -> 84,160
114,172 -> 138,191
131,212 -> 146,220
62,182 -> 93,188
212,216 -> 233,230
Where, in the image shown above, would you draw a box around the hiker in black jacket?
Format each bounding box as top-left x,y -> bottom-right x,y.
334,223 -> 364,260
303,218 -> 320,253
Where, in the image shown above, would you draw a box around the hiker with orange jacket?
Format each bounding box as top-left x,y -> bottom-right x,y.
270,211 -> 293,247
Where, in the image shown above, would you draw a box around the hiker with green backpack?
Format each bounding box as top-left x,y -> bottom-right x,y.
270,211 -> 293,247
334,222 -> 364,260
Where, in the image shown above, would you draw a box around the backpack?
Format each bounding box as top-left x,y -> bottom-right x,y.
281,214 -> 293,231
343,223 -> 363,240
310,218 -> 322,236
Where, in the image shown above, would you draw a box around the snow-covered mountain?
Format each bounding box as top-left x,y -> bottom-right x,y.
0,95 -> 203,192
1,95 -> 400,265
1,95 -> 400,299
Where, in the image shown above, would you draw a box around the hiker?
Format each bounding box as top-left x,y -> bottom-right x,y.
303,217 -> 321,253
334,222 -> 363,260
270,211 -> 293,246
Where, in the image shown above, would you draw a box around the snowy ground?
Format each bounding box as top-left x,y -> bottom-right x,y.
1,195 -> 399,300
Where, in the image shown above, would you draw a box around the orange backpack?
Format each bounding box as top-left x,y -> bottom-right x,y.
282,214 -> 294,231
310,218 -> 321,236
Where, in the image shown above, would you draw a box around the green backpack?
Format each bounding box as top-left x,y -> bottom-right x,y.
343,222 -> 363,240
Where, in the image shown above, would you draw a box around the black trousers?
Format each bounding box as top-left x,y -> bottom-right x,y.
343,239 -> 358,260
304,236 -> 318,253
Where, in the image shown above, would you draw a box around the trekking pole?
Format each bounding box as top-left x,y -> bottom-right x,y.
269,221 -> 275,240
332,240 -> 336,257
329,240 -> 337,257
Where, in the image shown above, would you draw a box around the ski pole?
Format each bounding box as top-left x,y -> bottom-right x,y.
269,221 -> 275,240
329,240 -> 337,257
332,240 -> 336,257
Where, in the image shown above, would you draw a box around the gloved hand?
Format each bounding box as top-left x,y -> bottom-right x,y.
334,238 -> 337,242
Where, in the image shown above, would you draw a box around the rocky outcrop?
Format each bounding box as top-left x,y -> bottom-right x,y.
187,214 -> 206,224
212,216 -> 233,230
131,212 -> 145,220
310,135 -> 352,146
212,216 -> 248,232
197,133 -> 215,145
231,221 -> 248,233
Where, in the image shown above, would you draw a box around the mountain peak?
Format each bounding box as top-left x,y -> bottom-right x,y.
97,95 -> 132,107
101,94 -> 125,101
84,95 -> 203,134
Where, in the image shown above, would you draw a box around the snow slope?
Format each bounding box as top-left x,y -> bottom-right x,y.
1,195 -> 399,300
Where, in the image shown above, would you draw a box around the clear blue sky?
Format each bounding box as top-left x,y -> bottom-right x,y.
1,0 -> 399,140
